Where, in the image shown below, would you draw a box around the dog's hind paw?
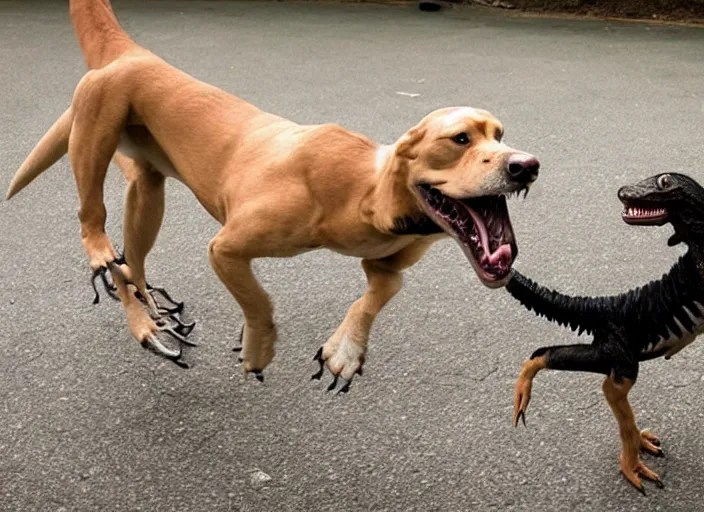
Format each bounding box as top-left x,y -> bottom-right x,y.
134,283 -> 197,340
233,323 -> 275,381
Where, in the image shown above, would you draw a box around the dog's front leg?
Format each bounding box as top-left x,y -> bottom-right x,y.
208,232 -> 277,381
313,240 -> 433,393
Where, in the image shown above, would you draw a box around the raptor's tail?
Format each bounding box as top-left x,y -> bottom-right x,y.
70,0 -> 136,70
6,108 -> 73,200
506,269 -> 615,335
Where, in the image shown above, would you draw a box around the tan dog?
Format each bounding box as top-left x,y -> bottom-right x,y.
6,0 -> 539,390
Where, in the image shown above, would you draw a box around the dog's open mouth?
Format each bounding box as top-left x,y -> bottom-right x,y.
621,201 -> 668,226
416,184 -> 517,287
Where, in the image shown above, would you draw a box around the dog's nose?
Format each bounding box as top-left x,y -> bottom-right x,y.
507,154 -> 540,183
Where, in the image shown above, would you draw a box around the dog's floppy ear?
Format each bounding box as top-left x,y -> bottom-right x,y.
395,126 -> 426,160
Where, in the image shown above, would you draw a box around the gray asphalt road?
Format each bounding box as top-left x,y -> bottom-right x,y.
2,1 -> 704,511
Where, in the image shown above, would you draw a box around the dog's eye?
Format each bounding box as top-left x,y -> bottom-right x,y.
451,132 -> 470,145
657,174 -> 671,190
495,129 -> 504,142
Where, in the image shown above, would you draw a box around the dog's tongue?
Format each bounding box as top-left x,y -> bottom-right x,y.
481,244 -> 512,268
461,201 -> 512,271
463,203 -> 491,252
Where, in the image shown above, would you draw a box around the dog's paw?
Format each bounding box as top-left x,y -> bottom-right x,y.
311,333 -> 365,394
234,323 -> 276,381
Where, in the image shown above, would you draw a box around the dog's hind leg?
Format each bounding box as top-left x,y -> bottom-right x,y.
312,239 -> 433,393
93,153 -> 193,365
68,74 -> 129,291
112,153 -> 195,338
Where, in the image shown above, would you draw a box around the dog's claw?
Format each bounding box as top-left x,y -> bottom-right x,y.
167,313 -> 196,338
311,347 -> 324,380
91,266 -> 119,304
310,347 -> 358,392
337,378 -> 351,394
155,319 -> 197,347
515,410 -> 526,428
233,325 -> 244,352
146,283 -> 184,313
142,334 -> 189,368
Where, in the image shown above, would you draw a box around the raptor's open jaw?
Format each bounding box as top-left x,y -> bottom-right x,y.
621,202 -> 668,226
416,184 -> 518,288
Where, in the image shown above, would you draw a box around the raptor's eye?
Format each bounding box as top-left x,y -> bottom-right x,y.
451,132 -> 470,145
657,174 -> 672,190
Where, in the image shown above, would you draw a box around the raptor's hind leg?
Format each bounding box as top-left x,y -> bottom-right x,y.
603,375 -> 664,494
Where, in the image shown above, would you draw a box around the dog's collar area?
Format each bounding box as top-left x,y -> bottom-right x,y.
389,214 -> 443,236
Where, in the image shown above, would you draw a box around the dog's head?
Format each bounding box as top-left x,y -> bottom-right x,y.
395,107 -> 539,288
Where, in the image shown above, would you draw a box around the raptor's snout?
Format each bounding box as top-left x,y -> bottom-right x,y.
617,186 -> 635,202
507,154 -> 540,184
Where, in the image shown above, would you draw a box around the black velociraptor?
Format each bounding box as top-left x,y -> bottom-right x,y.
505,172 -> 704,494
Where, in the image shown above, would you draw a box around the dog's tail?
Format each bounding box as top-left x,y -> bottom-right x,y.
70,0 -> 136,70
5,109 -> 73,200
506,269 -> 614,336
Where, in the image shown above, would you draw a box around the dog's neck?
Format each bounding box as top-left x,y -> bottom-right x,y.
365,145 -> 438,236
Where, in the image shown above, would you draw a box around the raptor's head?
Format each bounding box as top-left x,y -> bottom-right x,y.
618,172 -> 704,247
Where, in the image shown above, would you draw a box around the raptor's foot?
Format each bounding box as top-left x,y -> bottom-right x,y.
311,334 -> 365,394
620,453 -> 664,495
513,374 -> 534,427
640,430 -> 663,457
